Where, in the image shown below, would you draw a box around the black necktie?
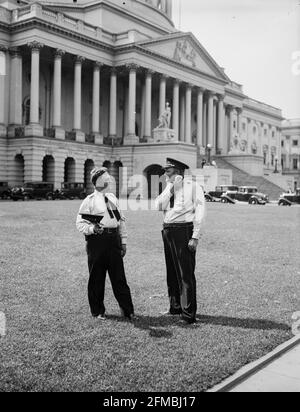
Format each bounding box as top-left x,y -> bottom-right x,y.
105,196 -> 121,221
170,195 -> 175,209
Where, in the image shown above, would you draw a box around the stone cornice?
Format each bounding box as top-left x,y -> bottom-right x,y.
117,44 -> 228,87
243,103 -> 284,122
7,18 -> 114,54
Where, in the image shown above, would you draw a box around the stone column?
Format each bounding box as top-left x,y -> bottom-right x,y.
144,69 -> 153,141
109,67 -> 117,139
8,47 -> 23,137
26,41 -> 44,137
0,46 -> 7,137
213,99 -> 217,152
73,56 -> 85,142
92,61 -> 103,144
179,90 -> 185,142
172,79 -> 180,141
217,94 -> 225,154
237,107 -> 243,136
185,84 -> 192,144
196,87 -> 204,147
203,99 -> 207,147
125,64 -> 139,144
207,91 -> 215,147
52,49 -> 65,139
226,105 -> 234,152
159,74 -> 167,117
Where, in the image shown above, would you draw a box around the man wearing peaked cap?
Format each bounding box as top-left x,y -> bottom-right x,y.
76,166 -> 135,322
163,158 -> 189,172
155,158 -> 206,325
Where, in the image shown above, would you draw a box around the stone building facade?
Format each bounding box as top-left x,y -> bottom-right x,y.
281,119 -> 300,190
0,0 -> 285,195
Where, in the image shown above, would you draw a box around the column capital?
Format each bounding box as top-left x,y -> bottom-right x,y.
27,41 -> 44,52
159,73 -> 168,81
74,55 -> 85,64
126,63 -> 139,72
207,90 -> 215,98
217,94 -> 225,101
236,107 -> 243,114
9,46 -> 21,57
197,86 -> 205,94
184,83 -> 193,91
144,68 -> 155,77
174,78 -> 182,85
110,66 -> 118,75
0,45 -> 8,53
54,49 -> 65,58
226,105 -> 234,115
94,61 -> 103,69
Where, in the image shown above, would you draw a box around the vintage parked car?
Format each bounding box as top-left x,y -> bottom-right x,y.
0,182 -> 11,199
56,182 -> 87,200
221,186 -> 269,205
11,182 -> 55,201
278,189 -> 300,206
206,185 -> 239,202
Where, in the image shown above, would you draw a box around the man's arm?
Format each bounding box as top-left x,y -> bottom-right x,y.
154,183 -> 174,211
76,198 -> 95,236
192,181 -> 206,240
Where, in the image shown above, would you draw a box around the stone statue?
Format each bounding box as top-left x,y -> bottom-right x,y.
157,102 -> 171,129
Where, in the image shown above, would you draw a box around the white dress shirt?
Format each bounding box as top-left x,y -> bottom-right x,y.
76,191 -> 127,244
155,178 -> 206,240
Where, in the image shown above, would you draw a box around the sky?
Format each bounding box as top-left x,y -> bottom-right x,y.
172,0 -> 300,119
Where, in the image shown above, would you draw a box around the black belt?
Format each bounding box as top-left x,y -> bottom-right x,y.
163,222 -> 193,229
85,228 -> 119,241
101,227 -> 119,234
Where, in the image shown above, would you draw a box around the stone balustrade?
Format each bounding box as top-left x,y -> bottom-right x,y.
1,3 -> 147,46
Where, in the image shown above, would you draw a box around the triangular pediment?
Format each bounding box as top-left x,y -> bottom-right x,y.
138,33 -> 229,81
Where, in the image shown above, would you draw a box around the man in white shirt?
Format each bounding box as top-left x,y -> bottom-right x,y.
155,158 -> 206,324
76,167 -> 134,321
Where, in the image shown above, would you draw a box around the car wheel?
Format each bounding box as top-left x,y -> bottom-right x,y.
249,199 -> 257,205
221,198 -> 227,203
23,195 -> 30,201
46,193 -> 53,201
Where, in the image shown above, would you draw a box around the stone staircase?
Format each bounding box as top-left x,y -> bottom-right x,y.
212,157 -> 284,200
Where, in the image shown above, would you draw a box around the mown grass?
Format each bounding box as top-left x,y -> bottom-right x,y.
0,200 -> 299,392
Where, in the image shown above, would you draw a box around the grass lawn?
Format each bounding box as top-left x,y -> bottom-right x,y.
0,200 -> 299,392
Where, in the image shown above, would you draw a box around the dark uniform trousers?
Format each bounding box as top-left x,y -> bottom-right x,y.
162,224 -> 197,323
86,233 -> 134,317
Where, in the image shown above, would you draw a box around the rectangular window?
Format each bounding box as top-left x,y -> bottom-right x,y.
293,140 -> 298,146
263,153 -> 267,165
281,140 -> 284,147
271,154 -> 274,166
272,131 -> 275,138
293,159 -> 298,170
264,129 -> 267,136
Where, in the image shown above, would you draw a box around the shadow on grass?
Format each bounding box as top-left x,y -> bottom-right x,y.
106,313 -> 290,339
197,315 -> 290,331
